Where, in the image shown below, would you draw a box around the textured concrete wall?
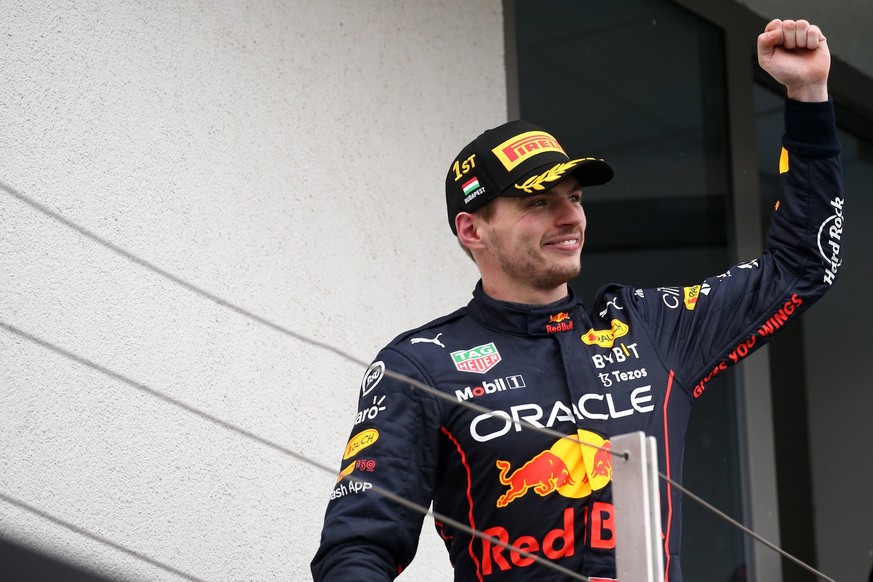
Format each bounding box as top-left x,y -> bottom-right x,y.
0,1 -> 505,580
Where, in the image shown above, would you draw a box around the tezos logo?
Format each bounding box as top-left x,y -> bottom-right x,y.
451,342 -> 502,374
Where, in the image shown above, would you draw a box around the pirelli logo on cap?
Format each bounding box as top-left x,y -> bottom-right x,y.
493,131 -> 567,171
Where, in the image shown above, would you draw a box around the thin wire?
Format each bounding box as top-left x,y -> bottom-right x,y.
656,471 -> 837,582
0,320 -> 590,582
2,319 -> 834,582
0,181 -> 615,459
336,472 -> 592,581
1,182 -> 836,580
0,491 -> 207,582
381,368 -> 623,458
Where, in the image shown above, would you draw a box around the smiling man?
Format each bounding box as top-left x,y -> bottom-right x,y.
450,121 -> 612,305
313,19 -> 842,582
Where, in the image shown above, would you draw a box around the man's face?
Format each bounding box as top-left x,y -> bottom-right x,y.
477,175 -> 586,292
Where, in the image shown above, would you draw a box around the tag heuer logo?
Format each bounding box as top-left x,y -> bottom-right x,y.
451,342 -> 501,374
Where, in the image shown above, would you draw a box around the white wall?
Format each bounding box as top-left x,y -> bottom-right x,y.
0,1 -> 505,580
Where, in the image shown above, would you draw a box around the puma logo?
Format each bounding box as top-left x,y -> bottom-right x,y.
410,333 -> 445,348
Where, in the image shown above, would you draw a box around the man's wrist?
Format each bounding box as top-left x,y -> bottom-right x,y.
786,83 -> 829,102
783,97 -> 839,156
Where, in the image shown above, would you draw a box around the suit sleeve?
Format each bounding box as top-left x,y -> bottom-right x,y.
311,347 -> 443,581
631,98 -> 843,395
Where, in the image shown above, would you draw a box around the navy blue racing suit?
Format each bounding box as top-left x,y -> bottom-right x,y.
311,99 -> 842,582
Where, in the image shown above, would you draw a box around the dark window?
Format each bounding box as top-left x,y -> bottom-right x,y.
510,1 -> 746,578
756,81 -> 873,581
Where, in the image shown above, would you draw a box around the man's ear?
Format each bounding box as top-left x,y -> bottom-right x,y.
456,212 -> 484,251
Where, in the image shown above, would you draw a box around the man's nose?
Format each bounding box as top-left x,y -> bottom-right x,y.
555,197 -> 584,226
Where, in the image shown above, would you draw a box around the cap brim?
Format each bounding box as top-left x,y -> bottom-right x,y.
503,158 -> 614,197
573,158 -> 614,187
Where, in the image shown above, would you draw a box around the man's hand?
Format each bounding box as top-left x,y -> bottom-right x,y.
757,19 -> 830,102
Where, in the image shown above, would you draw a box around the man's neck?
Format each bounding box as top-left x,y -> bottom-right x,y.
481,279 -> 570,306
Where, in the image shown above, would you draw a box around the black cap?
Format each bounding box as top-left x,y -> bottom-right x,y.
445,120 -> 613,235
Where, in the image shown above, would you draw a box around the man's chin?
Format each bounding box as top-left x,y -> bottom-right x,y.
534,265 -> 581,290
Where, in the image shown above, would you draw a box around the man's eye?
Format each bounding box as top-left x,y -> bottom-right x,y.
528,199 -> 546,207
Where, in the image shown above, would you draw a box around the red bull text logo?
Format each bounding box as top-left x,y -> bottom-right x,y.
492,131 -> 566,171
478,503 -> 617,576
494,431 -> 612,507
581,319 -> 629,348
451,342 -> 502,374
546,312 -> 574,333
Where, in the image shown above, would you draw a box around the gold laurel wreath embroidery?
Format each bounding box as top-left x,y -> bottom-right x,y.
514,160 -> 580,193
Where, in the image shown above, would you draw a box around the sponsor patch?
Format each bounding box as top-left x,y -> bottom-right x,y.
455,375 -> 526,401
343,428 -> 379,460
495,430 -> 613,508
336,458 -> 377,483
492,131 -> 566,171
581,320 -> 629,348
451,342 -> 502,374
683,285 -> 700,311
817,197 -> 844,285
355,395 -> 387,425
546,312 -> 574,333
361,361 -> 385,397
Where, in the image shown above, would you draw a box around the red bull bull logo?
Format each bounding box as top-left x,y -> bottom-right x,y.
494,430 -> 612,507
590,442 -> 612,479
546,312 -> 574,333
495,452 -> 574,507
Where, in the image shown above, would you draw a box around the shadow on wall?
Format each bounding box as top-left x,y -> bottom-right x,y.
0,537 -> 120,582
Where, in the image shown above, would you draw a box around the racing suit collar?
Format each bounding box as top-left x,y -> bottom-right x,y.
468,280 -> 584,336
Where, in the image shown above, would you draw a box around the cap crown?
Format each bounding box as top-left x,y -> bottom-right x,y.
445,120 -> 612,234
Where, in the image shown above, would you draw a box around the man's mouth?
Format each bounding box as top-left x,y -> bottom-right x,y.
544,234 -> 581,248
